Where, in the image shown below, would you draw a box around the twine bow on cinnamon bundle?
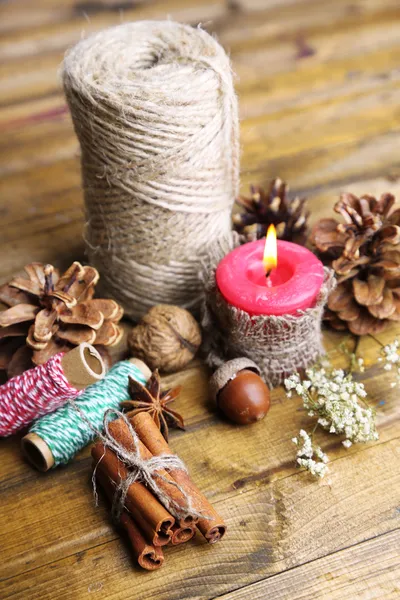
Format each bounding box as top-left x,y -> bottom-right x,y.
91,410 -> 226,571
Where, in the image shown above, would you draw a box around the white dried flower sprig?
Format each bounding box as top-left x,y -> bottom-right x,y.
285,365 -> 378,479
292,430 -> 328,478
286,368 -> 378,444
379,339 -> 400,387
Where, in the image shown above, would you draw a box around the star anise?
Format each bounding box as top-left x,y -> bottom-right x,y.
121,370 -> 184,441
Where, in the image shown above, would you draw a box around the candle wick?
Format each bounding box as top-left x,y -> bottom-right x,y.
265,270 -> 273,288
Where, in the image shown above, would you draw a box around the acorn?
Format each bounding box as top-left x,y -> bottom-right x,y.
209,358 -> 270,425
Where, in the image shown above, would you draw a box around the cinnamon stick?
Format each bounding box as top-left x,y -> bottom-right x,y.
107,418 -> 197,527
96,468 -> 164,570
170,524 -> 196,545
95,459 -> 170,547
91,442 -> 174,546
130,412 -> 226,544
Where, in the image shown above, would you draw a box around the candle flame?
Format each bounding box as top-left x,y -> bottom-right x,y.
263,224 -> 277,274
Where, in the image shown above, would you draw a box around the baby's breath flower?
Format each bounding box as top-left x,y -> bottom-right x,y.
381,339 -> 400,386
297,457 -> 328,478
292,430 -> 329,478
285,365 -> 378,445
285,360 -> 379,478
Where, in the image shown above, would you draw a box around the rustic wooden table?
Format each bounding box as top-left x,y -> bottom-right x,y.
1,1 -> 400,598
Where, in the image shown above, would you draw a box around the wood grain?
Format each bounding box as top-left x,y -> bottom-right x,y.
1,0 -> 400,598
0,328 -> 399,584
218,529 -> 400,600
1,438 -> 399,599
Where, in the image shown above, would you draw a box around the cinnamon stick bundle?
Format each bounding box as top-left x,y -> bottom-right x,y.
130,412 -> 226,544
91,408 -> 226,570
107,418 -> 197,527
91,442 -> 174,546
96,468 -> 164,570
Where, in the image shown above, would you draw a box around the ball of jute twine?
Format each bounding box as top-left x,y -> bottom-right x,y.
62,20 -> 239,321
202,267 -> 336,388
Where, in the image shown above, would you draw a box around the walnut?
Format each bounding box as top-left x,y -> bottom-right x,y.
128,305 -> 202,373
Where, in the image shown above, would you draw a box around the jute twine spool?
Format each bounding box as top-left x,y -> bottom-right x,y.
202,268 -> 336,388
63,21 -> 239,320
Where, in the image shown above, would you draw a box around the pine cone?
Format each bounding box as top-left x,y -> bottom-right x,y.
310,192 -> 400,335
0,262 -> 124,377
233,178 -> 309,244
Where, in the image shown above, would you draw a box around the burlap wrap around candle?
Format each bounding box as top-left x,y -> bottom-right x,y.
202,267 -> 335,388
63,21 -> 239,320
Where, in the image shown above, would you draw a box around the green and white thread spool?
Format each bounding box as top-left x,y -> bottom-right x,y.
22,358 -> 151,472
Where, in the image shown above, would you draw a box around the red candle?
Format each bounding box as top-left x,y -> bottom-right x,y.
216,226 -> 324,316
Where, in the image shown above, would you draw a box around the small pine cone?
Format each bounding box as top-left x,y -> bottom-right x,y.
310,192 -> 400,335
233,178 -> 309,245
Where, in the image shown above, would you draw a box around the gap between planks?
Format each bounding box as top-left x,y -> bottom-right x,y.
1,436 -> 399,599
211,527 -> 400,600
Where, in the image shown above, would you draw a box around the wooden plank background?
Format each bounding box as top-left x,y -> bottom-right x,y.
0,1 -> 400,599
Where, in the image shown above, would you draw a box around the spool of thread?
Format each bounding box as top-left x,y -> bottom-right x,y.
22,358 -> 151,471
62,20 -> 239,320
0,343 -> 104,437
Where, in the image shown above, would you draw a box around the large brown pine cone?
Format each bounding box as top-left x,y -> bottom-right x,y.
233,178 -> 309,245
310,192 -> 400,335
0,262 -> 123,377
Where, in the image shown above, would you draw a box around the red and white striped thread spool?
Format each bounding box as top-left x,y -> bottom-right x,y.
0,343 -> 105,437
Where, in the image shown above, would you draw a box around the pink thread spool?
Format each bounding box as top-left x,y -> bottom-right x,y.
0,343 -> 105,437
